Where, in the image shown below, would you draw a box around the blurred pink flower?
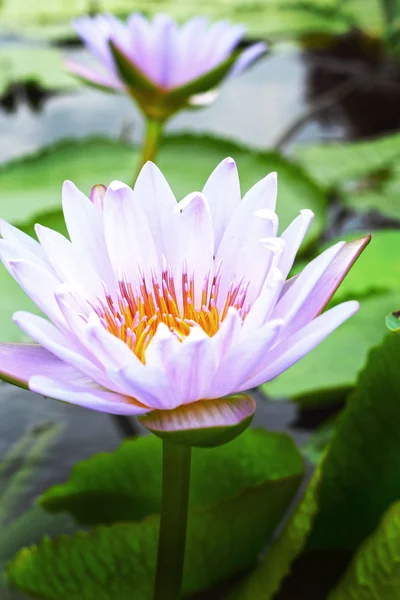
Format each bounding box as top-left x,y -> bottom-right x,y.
0,159 -> 368,430
65,14 -> 266,101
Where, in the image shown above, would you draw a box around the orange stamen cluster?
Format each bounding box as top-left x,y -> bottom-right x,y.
93,264 -> 250,363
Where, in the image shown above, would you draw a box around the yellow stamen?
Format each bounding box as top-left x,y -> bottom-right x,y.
95,267 -> 249,364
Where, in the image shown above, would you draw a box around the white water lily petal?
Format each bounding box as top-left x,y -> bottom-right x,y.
103,181 -> 160,286
272,241 -> 345,327
243,301 -> 359,389
29,375 -> 148,416
134,161 -> 179,264
210,318 -> 284,398
0,219 -> 52,269
202,157 -> 241,251
278,209 -> 314,280
35,225 -> 104,301
216,172 -> 277,271
176,192 -> 214,305
8,260 -> 64,327
13,311 -> 109,387
164,327 -> 219,404
62,181 -> 116,292
0,343 -> 87,389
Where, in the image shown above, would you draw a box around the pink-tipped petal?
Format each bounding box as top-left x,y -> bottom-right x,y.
12,311 -> 108,386
29,376 -> 148,416
279,236 -> 371,337
272,241 -> 346,325
90,184 -> 107,210
64,59 -> 123,91
0,343 -> 83,389
229,41 -> 267,78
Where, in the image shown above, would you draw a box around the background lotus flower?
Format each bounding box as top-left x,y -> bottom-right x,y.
65,13 -> 267,180
0,159 -> 369,442
65,14 -> 267,108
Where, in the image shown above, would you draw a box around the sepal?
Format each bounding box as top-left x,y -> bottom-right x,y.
139,394 -> 256,448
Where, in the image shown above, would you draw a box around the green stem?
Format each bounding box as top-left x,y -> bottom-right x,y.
134,118 -> 164,185
153,440 -> 192,600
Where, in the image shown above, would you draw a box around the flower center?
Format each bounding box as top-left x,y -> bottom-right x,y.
93,264 -> 250,363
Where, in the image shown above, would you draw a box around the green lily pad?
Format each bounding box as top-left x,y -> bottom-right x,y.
7,429 -> 304,599
294,131 -> 400,188
0,0 -> 350,41
0,46 -> 79,96
40,429 -> 303,525
307,332 -> 400,551
327,500 -> 400,600
341,163 -> 400,222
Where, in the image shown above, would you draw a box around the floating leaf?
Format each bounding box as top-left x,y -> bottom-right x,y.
40,429 -> 303,525
327,499 -> 400,600
341,163 -> 400,222
307,333 -> 400,551
0,0 -> 350,41
8,429 -> 304,599
294,131 -> 400,188
0,422 -> 64,528
0,46 -> 78,96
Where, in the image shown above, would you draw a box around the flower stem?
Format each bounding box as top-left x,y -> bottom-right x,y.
153,440 -> 192,600
134,117 -> 164,185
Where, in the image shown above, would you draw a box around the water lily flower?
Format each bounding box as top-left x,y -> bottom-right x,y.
0,160 -> 369,444
65,13 -> 267,116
